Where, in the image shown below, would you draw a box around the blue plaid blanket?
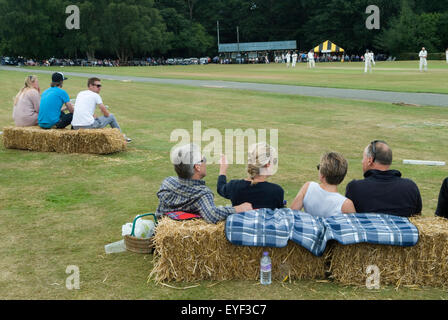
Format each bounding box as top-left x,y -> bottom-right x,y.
225,208 -> 419,256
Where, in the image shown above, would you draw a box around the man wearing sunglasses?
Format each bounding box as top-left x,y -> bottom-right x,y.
71,77 -> 132,142
345,140 -> 422,217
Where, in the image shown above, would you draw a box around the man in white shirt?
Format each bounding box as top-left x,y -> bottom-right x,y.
71,77 -> 131,142
364,49 -> 375,73
445,48 -> 448,64
285,51 -> 291,67
308,50 -> 315,68
291,51 -> 298,67
419,47 -> 428,72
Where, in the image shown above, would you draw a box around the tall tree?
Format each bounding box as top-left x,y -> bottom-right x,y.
0,0 -> 65,58
103,0 -> 168,62
61,0 -> 107,60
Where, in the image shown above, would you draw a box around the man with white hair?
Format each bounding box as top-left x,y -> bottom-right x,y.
419,47 -> 428,72
156,143 -> 253,224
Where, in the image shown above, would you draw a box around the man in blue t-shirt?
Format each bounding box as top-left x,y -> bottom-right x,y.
38,72 -> 74,129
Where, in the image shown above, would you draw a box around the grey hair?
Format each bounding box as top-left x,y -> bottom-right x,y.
170,143 -> 202,179
366,141 -> 392,165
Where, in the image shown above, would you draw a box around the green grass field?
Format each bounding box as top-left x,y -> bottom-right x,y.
28,60 -> 448,94
1,65 -> 448,299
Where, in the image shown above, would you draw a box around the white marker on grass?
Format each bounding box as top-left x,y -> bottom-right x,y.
403,160 -> 446,166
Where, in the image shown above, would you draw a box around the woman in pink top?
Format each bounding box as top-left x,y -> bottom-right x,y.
12,75 -> 41,127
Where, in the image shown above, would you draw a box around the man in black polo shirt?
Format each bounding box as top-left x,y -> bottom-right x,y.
345,140 -> 422,217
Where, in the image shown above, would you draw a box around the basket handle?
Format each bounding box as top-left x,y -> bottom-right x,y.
130,213 -> 158,237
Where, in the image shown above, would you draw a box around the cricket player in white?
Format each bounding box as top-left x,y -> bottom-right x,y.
286,51 -> 291,67
419,47 -> 428,72
364,50 -> 375,73
446,48 -> 448,64
308,51 -> 315,68
291,51 -> 298,67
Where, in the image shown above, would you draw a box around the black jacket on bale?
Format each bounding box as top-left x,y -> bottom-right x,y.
435,177 -> 448,219
345,169 -> 422,217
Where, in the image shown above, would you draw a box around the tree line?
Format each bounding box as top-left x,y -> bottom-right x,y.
0,0 -> 447,61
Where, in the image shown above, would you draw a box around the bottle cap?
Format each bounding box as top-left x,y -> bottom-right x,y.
263,252 -> 269,256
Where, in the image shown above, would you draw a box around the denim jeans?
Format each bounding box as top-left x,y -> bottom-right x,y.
73,114 -> 122,132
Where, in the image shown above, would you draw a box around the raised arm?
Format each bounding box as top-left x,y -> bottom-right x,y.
217,154 -> 232,199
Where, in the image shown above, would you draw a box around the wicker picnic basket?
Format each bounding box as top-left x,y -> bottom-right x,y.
124,213 -> 158,254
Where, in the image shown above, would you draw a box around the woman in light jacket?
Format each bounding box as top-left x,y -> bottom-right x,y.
13,75 -> 41,127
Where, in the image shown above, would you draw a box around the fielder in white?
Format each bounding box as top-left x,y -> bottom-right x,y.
445,48 -> 448,64
286,51 -> 291,67
364,49 -> 375,73
308,50 -> 315,68
419,47 -> 428,72
291,51 -> 298,68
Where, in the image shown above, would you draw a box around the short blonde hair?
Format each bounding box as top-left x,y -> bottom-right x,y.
319,152 -> 348,185
247,142 -> 277,185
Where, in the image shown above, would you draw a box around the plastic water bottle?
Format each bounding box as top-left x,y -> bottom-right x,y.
104,239 -> 126,254
260,251 -> 272,285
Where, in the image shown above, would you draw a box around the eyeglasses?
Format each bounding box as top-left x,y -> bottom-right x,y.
93,84 -> 102,88
370,140 -> 386,162
196,156 -> 206,165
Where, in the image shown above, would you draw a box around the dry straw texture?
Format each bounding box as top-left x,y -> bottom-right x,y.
329,216 -> 448,288
2,126 -> 126,154
149,218 -> 328,283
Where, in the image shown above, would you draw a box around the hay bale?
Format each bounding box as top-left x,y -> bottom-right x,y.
329,216 -> 448,288
2,126 -> 126,155
149,218 -> 328,283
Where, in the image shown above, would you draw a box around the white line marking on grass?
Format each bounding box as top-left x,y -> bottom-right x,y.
201,85 -> 227,88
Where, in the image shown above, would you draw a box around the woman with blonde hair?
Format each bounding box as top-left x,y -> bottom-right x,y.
290,152 -> 356,217
12,75 -> 41,127
217,142 -> 284,210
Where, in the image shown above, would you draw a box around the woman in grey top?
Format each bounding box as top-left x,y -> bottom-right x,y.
12,75 -> 41,127
290,152 -> 356,217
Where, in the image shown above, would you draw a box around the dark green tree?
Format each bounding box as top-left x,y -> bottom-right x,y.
103,0 -> 168,62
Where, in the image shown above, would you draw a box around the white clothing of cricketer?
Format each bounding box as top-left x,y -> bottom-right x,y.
419,49 -> 428,72
364,52 -> 375,73
291,52 -> 298,67
308,52 -> 315,68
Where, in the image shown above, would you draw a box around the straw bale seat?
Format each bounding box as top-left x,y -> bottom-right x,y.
2,126 -> 127,155
149,218 -> 328,283
329,217 -> 448,288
